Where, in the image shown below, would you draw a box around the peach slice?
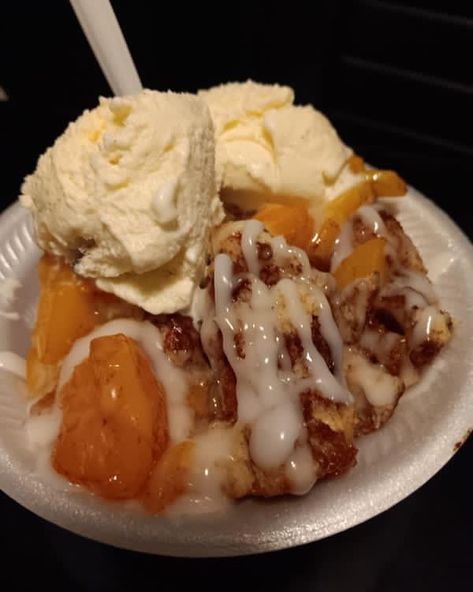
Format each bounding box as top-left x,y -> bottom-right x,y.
53,334 -> 169,500
348,154 -> 366,173
309,182 -> 376,269
142,441 -> 194,513
309,170 -> 406,270
254,202 -> 315,251
334,237 -> 387,290
366,170 -> 407,198
26,256 -> 98,396
27,255 -> 143,397
33,255 -> 98,364
26,347 -> 59,399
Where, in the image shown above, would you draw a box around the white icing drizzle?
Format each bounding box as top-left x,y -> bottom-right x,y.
314,287 -> 346,384
26,405 -> 62,454
412,305 -> 439,348
0,351 -> 26,379
400,358 -> 420,388
331,204 -> 438,318
270,237 -> 335,378
277,279 -> 348,402
331,221 -> 354,272
357,205 -> 387,237
59,319 -> 192,442
285,443 -> 317,495
152,178 -> 178,224
360,205 -> 401,263
383,269 -> 437,309
270,235 -> 311,278
401,287 -> 430,310
397,270 -> 436,304
331,205 -> 388,272
346,348 -> 402,407
250,401 -> 303,471
360,328 -> 399,356
241,219 -> 264,276
213,221 -> 351,488
166,426 -> 234,515
214,259 -> 289,424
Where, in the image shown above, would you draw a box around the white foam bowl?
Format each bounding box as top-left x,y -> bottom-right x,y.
1,189 -> 473,557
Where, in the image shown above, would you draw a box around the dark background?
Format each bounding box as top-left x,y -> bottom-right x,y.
1,1 -> 472,590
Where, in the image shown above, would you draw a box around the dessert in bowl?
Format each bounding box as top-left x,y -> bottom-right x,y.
0,82 -> 467,552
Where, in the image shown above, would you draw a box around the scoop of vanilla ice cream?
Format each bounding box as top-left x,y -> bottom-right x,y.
21,90 -> 222,314
198,80 -> 351,203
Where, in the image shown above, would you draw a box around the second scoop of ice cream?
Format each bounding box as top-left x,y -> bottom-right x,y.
21,90 -> 221,314
199,81 -> 351,204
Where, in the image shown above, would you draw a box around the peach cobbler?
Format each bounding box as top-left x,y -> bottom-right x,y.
17,84 -> 452,513
22,156 -> 451,512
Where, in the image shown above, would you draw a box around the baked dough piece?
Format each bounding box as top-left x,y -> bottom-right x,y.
200,221 -> 357,497
331,208 -> 452,435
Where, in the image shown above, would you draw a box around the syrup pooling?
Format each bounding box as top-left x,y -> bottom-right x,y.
213,221 -> 351,487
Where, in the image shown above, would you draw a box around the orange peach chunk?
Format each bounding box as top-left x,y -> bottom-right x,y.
26,348 -> 58,399
309,182 -> 376,269
26,256 -> 98,396
254,203 -> 315,251
33,255 -> 98,364
142,441 -> 194,513
334,237 -> 387,290
27,256 -> 143,397
53,334 -> 169,500
348,154 -> 366,173
367,170 -> 407,197
325,181 -> 377,222
309,169 -> 406,270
